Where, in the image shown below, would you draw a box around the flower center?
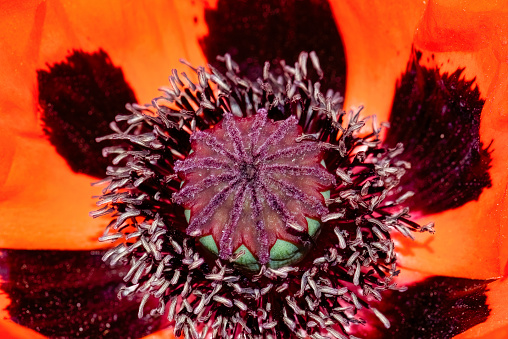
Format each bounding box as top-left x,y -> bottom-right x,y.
241,162 -> 258,181
173,109 -> 335,270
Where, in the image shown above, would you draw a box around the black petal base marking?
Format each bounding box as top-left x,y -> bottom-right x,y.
201,0 -> 346,94
371,276 -> 491,339
0,249 -> 162,339
384,51 -> 492,215
38,49 -> 137,178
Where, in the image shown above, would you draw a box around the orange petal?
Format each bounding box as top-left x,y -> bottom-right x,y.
329,0 -> 426,121
396,2 -> 508,280
414,0 -> 508,56
0,0 -> 208,249
0,291 -> 47,339
396,75 -> 508,279
463,326 -> 508,339
0,321 -> 47,339
332,0 -> 508,280
457,325 -> 508,339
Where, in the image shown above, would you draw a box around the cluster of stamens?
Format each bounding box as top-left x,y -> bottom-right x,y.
93,52 -> 433,338
173,110 -> 335,269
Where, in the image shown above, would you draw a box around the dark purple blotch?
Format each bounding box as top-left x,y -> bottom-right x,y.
369,276 -> 491,339
201,0 -> 346,95
38,49 -> 137,178
384,52 -> 492,214
0,249 -> 163,338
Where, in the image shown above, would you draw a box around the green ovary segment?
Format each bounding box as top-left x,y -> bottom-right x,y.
187,189 -> 331,270
199,235 -> 219,255
195,202 -> 329,270
189,188 -> 330,270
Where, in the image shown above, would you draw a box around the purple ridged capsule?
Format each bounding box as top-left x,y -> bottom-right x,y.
173,109 -> 335,270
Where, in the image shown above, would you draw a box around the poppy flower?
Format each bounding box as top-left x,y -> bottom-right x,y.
1,0 -> 507,338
